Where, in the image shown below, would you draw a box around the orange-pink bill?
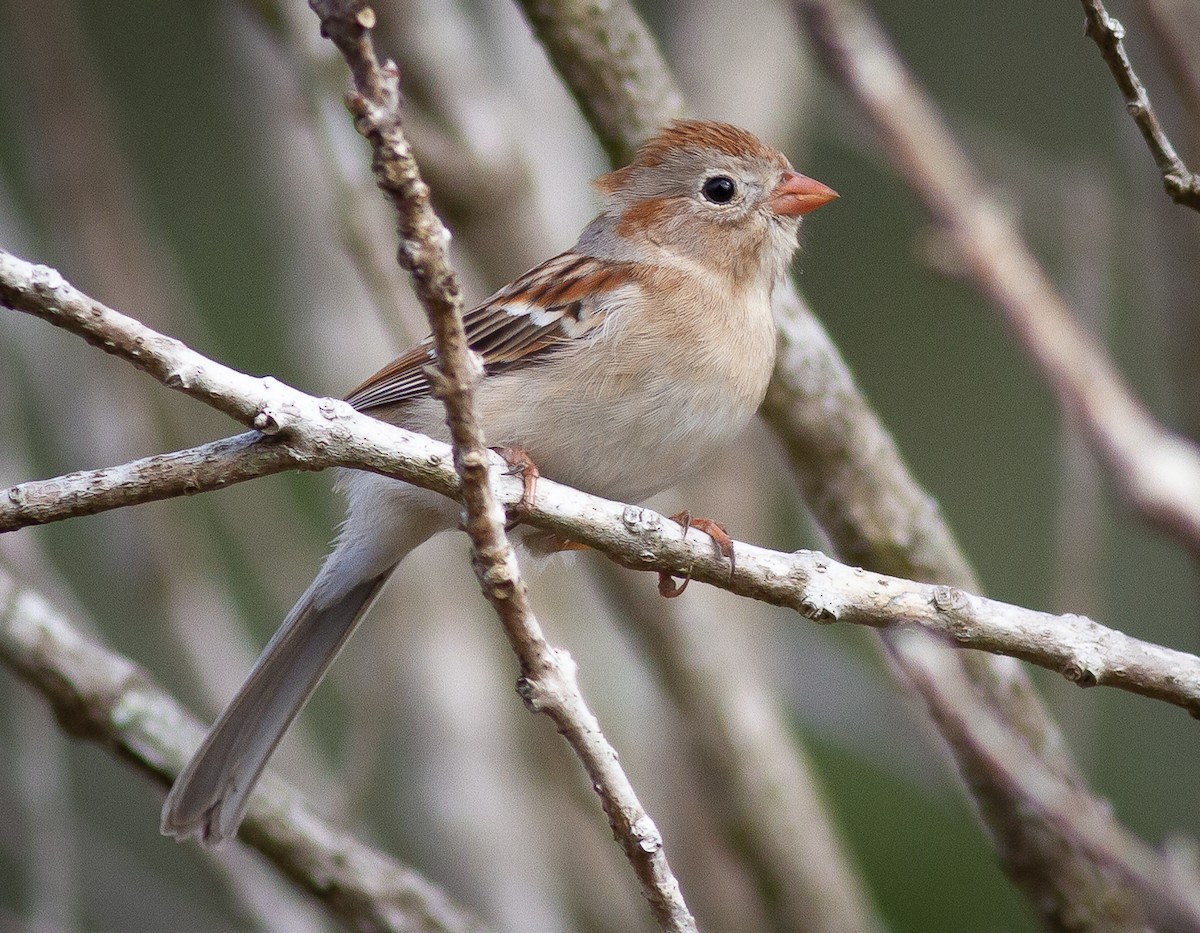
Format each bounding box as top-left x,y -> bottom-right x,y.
769,170 -> 839,216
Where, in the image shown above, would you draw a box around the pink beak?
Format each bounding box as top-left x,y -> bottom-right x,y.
769,171 -> 839,216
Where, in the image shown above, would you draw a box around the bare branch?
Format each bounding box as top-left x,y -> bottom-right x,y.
7,417 -> 1199,720
1082,0 -> 1200,211
0,432 -> 298,532
0,565 -> 488,933
305,3 -> 697,928
3,256 -> 1199,721
794,0 -> 1200,562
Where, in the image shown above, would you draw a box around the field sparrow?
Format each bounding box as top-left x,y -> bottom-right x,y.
162,119 -> 837,845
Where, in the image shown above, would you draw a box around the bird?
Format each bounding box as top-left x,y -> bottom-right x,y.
161,119 -> 837,846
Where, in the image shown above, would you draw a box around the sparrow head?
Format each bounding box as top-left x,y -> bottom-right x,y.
592,120 -> 837,286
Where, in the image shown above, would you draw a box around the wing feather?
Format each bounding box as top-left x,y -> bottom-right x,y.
344,253 -> 631,413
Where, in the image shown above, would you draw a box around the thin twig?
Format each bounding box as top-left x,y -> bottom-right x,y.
1081,0 -> 1200,211
0,565 -> 488,933
305,3 -> 697,929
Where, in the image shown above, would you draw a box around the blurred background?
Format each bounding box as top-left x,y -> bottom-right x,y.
0,0 -> 1197,930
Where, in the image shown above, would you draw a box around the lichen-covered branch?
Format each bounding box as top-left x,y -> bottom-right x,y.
1081,0 -> 1200,211
0,565 -> 488,933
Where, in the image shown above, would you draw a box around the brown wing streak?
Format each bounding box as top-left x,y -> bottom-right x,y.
344,254 -> 620,414
343,341 -> 436,412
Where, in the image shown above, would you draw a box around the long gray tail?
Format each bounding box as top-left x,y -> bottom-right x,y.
161,567 -> 393,846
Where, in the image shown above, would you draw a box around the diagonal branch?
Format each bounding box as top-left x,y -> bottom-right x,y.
306,3 -> 696,929
0,565 -> 488,933
1082,0 -> 1200,211
515,0 -> 685,166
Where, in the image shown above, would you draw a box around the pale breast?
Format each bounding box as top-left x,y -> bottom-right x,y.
471,276 -> 777,503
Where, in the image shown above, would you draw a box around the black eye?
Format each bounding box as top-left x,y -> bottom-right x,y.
701,175 -> 737,204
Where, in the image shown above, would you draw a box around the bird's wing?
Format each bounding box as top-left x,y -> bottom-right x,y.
345,252 -> 632,412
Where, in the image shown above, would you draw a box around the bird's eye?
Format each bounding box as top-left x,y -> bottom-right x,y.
701,175 -> 737,204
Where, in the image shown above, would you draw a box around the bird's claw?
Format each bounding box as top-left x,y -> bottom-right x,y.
657,510 -> 736,598
491,446 -> 540,523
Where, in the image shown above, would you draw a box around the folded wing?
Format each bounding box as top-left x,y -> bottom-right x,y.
345,252 -> 628,412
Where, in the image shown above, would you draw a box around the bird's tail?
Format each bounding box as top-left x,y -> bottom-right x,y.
160,566 -> 391,846
162,488 -> 448,846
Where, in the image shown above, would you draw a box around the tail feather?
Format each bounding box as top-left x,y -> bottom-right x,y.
161,569 -> 392,846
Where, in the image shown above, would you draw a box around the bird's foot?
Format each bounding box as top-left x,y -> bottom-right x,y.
657,510 -> 736,598
491,446 -> 540,520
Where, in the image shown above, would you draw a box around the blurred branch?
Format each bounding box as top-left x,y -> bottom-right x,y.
1081,0 -> 1200,211
4,249 -> 1200,719
763,282 -> 980,588
513,0 -> 687,163
246,0 -> 417,345
512,0 -> 1146,925
1135,0 -> 1200,126
898,627 -> 1200,933
794,0 -> 1200,562
0,564 -> 488,933
594,562 -> 886,933
306,3 -> 697,929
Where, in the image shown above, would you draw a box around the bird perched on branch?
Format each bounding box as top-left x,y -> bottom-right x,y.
162,119 -> 837,846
